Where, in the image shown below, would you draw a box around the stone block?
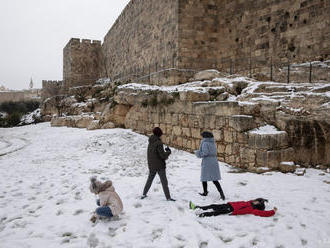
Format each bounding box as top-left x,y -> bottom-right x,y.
237,133 -> 248,144
193,69 -> 221,81
217,144 -> 226,154
101,121 -> 115,129
279,161 -> 296,173
182,127 -> 191,137
215,117 -> 226,128
214,101 -> 241,116
256,150 -> 267,166
213,130 -> 222,141
225,145 -> 232,154
248,132 -> 289,149
180,91 -> 210,102
171,114 -> 179,125
228,115 -> 256,132
173,126 -> 182,136
179,114 -> 189,127
76,116 -> 94,128
240,147 -> 256,163
87,120 -> 100,130
191,128 -> 201,138
265,151 -> 280,169
224,130 -> 233,143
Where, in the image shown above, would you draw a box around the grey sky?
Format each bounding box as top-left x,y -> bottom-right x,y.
0,0 -> 130,90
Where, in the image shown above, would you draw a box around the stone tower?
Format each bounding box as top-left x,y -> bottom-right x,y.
63,38 -> 105,91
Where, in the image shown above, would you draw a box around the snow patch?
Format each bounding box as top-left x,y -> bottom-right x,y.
249,125 -> 285,135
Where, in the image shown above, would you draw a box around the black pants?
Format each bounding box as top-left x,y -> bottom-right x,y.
202,181 -> 225,199
197,203 -> 233,217
143,169 -> 171,199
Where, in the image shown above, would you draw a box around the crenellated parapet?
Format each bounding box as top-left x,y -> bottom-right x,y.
42,80 -> 64,99
63,38 -> 105,92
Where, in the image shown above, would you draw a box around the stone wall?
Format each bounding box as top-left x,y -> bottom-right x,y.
102,0 -> 180,85
42,80 -> 63,99
0,90 -> 41,103
120,97 -> 296,170
63,38 -> 104,90
99,0 -> 329,85
179,0 -> 330,71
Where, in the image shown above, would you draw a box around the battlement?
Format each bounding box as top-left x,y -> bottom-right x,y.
42,80 -> 64,99
42,80 -> 63,88
65,38 -> 102,49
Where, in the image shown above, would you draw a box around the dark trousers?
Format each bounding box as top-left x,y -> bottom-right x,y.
202,181 -> 225,199
143,169 -> 171,199
96,206 -> 113,218
198,203 -> 233,217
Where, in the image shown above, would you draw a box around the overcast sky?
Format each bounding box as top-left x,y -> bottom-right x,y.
0,0 -> 130,90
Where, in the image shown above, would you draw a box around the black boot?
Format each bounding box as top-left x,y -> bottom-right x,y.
199,182 -> 208,196
213,181 -> 225,200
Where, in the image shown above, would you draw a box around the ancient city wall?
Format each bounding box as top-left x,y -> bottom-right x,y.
0,89 -> 41,103
63,38 -> 104,90
41,80 -> 63,99
102,0 -> 180,85
179,0 -> 330,72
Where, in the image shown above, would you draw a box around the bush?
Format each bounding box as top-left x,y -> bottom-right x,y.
0,100 -> 40,115
0,100 -> 40,127
5,112 -> 22,127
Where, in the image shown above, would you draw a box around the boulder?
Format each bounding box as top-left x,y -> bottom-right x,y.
193,70 -> 222,81
87,120 -> 100,130
279,161 -> 296,173
101,122 -> 115,129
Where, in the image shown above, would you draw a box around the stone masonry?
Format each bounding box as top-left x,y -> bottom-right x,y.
63,38 -> 104,91
41,80 -> 63,99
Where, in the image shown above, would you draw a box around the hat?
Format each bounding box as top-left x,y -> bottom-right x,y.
201,131 -> 214,138
153,127 -> 163,137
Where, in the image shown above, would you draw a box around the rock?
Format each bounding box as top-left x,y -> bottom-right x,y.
193,70 -> 221,81
295,168 -> 306,176
87,120 -> 100,130
101,122 -> 115,129
279,161 -> 296,173
75,116 -> 94,128
216,92 -> 229,101
179,91 -> 210,102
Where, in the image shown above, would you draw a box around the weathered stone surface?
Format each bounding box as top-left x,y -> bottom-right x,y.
228,115 -> 256,132
248,132 -> 289,149
101,122 -> 115,129
193,70 -> 222,81
51,117 -> 67,127
75,115 -> 94,128
87,120 -> 100,130
279,162 -> 296,173
179,91 -> 210,102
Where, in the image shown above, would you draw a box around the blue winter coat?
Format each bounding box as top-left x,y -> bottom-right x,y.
195,137 -> 221,182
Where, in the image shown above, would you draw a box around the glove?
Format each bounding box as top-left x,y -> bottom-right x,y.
165,147 -> 171,153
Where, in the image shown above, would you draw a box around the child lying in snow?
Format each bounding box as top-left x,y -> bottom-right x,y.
189,198 -> 277,217
89,177 -> 123,223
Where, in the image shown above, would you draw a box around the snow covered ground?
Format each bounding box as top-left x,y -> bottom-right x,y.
0,123 -> 330,248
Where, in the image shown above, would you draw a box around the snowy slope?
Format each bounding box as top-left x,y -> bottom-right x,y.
0,123 -> 329,248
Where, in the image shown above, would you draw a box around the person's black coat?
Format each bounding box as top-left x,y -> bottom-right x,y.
147,135 -> 170,171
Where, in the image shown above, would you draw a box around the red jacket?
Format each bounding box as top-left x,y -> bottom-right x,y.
228,201 -> 275,217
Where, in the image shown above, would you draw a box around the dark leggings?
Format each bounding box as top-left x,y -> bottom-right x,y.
202,181 -> 225,199
197,203 -> 233,217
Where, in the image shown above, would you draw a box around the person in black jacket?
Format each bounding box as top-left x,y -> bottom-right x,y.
141,127 -> 175,201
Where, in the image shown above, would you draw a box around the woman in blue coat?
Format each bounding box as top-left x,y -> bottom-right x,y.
195,131 -> 225,200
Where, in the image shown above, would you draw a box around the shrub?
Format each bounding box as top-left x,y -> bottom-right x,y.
6,112 -> 22,127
